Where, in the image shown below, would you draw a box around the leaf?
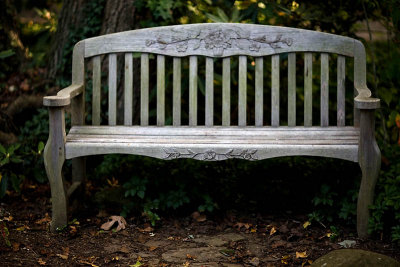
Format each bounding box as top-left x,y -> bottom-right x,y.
270,226 -> 277,236
0,49 -> 15,59
38,258 -> 46,265
0,144 -> 6,154
303,221 -> 311,229
296,251 -> 308,258
130,261 -> 142,267
100,216 -> 127,232
38,141 -> 45,153
205,12 -> 224,23
57,253 -> 68,260
217,8 -> 230,22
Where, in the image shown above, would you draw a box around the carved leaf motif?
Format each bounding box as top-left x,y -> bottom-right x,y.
163,148 -> 258,161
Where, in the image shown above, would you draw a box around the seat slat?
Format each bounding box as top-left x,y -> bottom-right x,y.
108,53 -> 117,125
288,53 -> 296,126
173,57 -> 181,126
238,56 -> 247,126
157,55 -> 165,126
255,57 -> 263,127
337,55 -> 345,126
92,56 -> 101,125
321,53 -> 329,126
271,55 -> 280,127
205,57 -> 214,126
141,53 -> 149,126
189,56 -> 198,126
124,53 -> 133,125
222,57 -> 231,126
304,53 -> 313,126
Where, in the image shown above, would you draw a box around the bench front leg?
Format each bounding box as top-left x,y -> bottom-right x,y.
357,109 -> 381,238
43,107 -> 67,232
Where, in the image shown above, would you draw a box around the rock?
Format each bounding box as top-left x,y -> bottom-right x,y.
162,247 -> 227,262
312,249 -> 400,267
338,240 -> 356,248
194,232 -> 245,247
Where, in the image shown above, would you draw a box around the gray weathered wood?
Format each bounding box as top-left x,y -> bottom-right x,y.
304,53 -> 313,126
357,109 -> 380,238
238,56 -> 247,126
124,53 -> 133,125
271,55 -> 280,127
205,57 -> 214,126
43,107 -> 67,232
189,56 -> 198,126
92,56 -> 101,125
173,57 -> 181,126
108,53 -> 117,125
288,53 -> 296,126
157,55 -> 165,126
84,24 -> 356,58
222,57 -> 231,126
255,57 -> 263,127
141,53 -> 149,126
337,55 -> 345,126
320,53 -> 329,126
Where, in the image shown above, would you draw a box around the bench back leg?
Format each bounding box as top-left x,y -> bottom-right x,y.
44,107 -> 67,232
357,109 -> 381,238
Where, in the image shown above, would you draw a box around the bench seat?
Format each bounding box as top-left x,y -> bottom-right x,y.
66,126 -> 359,162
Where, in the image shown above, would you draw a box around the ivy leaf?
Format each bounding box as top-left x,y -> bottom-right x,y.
0,144 -> 6,155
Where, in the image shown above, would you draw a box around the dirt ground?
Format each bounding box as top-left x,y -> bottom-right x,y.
1,184 -> 399,267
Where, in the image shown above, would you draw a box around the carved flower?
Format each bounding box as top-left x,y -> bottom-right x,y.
203,30 -> 232,50
164,149 -> 181,159
249,41 -> 261,52
202,150 -> 217,160
241,150 -> 257,160
176,41 -> 188,52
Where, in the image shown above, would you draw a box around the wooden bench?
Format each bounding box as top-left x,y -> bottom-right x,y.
43,23 -> 380,237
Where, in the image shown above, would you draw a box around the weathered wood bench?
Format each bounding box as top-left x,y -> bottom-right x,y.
43,23 -> 380,237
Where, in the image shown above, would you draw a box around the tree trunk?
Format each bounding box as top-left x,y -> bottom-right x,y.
46,0 -> 90,81
100,0 -> 138,125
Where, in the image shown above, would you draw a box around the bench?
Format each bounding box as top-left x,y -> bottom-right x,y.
43,23 -> 381,237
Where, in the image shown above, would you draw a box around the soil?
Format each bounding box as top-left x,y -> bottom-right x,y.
1,184 -> 399,267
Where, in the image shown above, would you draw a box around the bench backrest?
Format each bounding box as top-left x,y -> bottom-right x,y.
71,23 -> 369,127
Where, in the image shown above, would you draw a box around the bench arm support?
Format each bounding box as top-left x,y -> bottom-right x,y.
354,86 -> 380,109
43,84 -> 84,107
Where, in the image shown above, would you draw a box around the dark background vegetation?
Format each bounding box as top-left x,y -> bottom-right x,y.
0,0 -> 399,244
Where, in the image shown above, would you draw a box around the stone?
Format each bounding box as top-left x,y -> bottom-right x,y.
162,247 -> 228,262
194,232 -> 245,247
337,240 -> 356,248
312,249 -> 400,267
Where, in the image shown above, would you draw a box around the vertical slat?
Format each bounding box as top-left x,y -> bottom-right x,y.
205,57 -> 214,126
271,55 -> 280,127
189,56 -> 198,126
92,56 -> 101,125
321,53 -> 329,126
222,57 -> 231,126
173,57 -> 181,126
337,55 -> 346,126
304,53 -> 313,127
124,53 -> 133,125
288,53 -> 296,126
108,53 -> 117,126
354,88 -> 359,126
140,53 -> 149,126
157,55 -> 165,126
255,57 -> 263,127
238,56 -> 247,126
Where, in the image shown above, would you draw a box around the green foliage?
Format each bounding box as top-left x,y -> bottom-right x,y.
0,221 -> 11,247
0,143 -> 24,198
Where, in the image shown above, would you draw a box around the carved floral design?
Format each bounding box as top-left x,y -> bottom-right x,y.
163,148 -> 258,161
145,27 -> 293,56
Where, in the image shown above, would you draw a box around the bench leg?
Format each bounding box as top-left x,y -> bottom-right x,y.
68,157 -> 86,211
357,109 -> 381,238
44,107 -> 67,232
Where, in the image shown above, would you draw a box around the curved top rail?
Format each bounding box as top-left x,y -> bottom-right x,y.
83,23 -> 357,58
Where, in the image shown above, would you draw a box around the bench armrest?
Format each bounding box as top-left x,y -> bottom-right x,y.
43,84 -> 84,107
354,86 -> 380,109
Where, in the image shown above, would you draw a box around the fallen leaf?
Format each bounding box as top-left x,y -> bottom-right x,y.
16,226 -> 29,231
79,260 -> 99,267
186,254 -> 196,260
57,253 -> 68,260
234,222 -> 252,230
141,226 -> 153,232
38,258 -> 46,265
101,216 -> 127,232
302,259 -> 313,267
271,240 -> 287,248
148,246 -> 157,251
12,242 -> 20,251
296,251 -> 308,258
191,211 -> 207,222
4,216 -> 13,221
250,228 -> 257,233
130,260 -> 142,267
281,255 -> 291,265
120,246 -> 130,253
219,249 -> 235,257
270,226 -> 277,236
303,221 -> 311,229
36,213 -> 51,224
183,261 -> 190,267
